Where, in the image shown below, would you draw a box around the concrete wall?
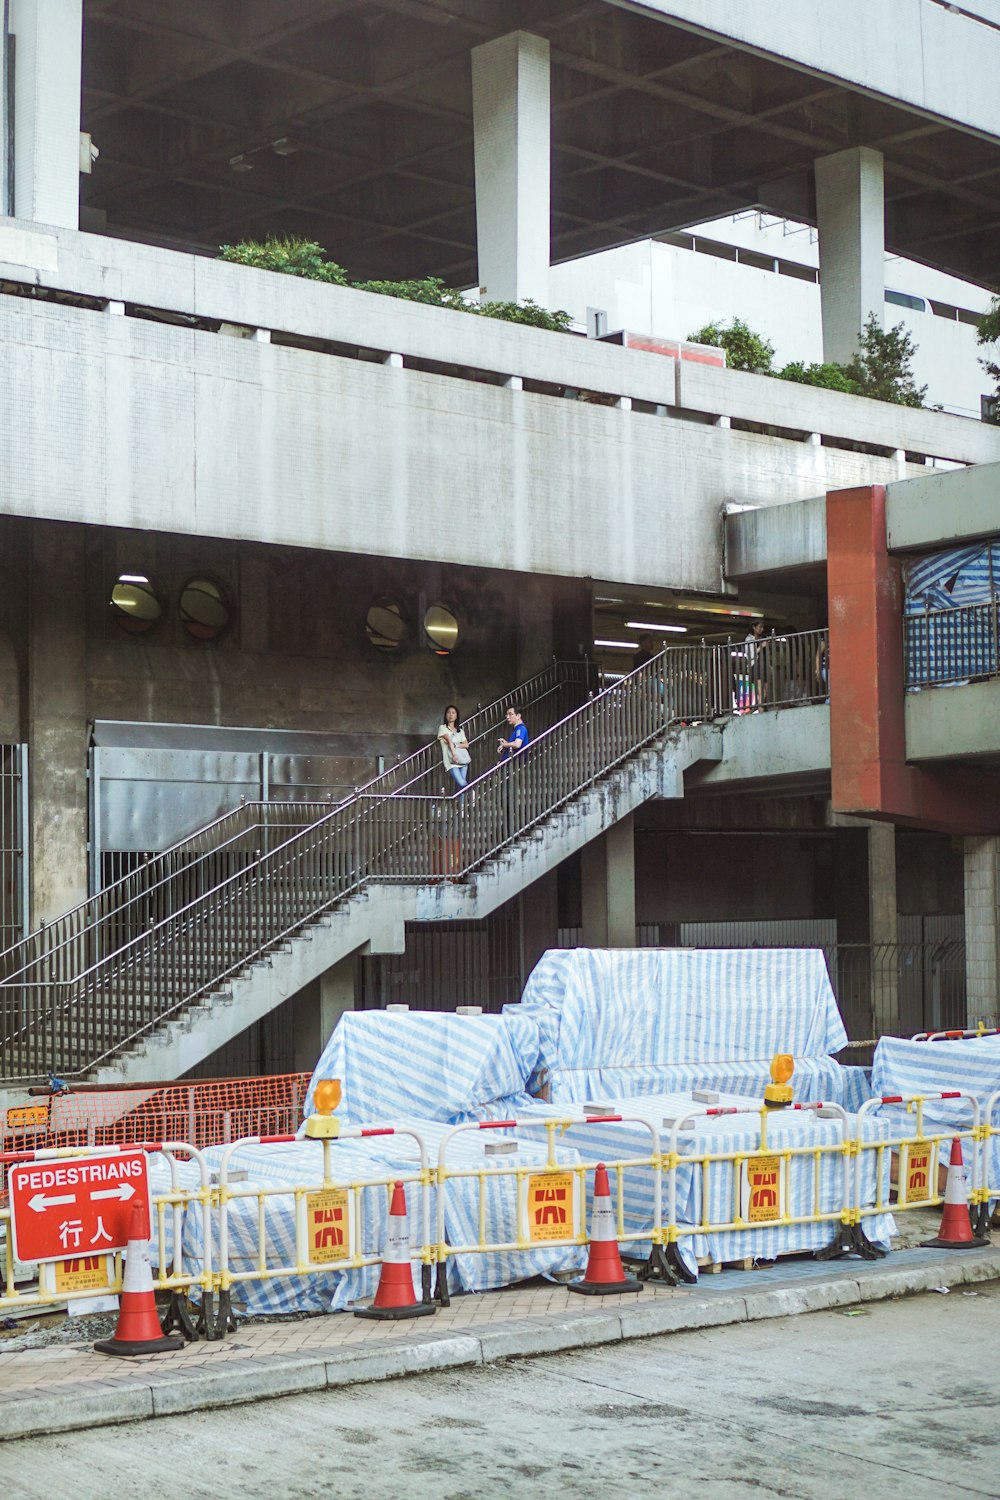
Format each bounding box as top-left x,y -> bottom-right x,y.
887,461 -> 1000,551
905,678 -> 1000,764
629,0 -> 1000,140
0,222 -> 997,598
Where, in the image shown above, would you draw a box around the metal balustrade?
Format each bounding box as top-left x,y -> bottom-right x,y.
904,598 -> 1000,687
0,635 -> 825,1084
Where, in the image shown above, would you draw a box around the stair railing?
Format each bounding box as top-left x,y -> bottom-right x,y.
0,660 -> 591,992
0,633 -> 826,1081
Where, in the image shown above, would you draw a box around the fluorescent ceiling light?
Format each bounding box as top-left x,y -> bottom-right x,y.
602,671 -> 627,681
594,596 -> 624,604
118,573 -> 150,584
594,637 -> 639,650
229,154 -> 254,172
626,620 -> 687,633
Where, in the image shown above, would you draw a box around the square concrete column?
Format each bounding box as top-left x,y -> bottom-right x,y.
28,522 -> 88,925
293,955 -> 357,1073
471,31 -> 550,307
964,836 -> 1000,1026
868,821 -> 899,1034
581,815 -> 635,949
814,146 -> 884,366
7,0 -> 82,226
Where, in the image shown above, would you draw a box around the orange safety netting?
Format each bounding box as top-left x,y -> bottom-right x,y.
2,1073 -> 312,1160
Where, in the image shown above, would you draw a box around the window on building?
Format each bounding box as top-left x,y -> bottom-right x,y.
423,603 -> 459,655
366,596 -> 410,651
179,577 -> 232,641
109,572 -> 165,636
886,289 -> 926,312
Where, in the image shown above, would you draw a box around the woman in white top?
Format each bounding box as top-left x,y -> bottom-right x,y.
438,704 -> 471,790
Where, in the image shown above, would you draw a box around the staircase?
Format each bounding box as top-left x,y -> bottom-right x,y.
0,633 -> 824,1086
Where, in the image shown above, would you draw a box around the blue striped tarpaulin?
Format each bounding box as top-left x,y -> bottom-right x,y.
516,1092 -> 893,1275
505,948 -> 850,1104
305,1011 -> 542,1125
871,1035 -> 1000,1189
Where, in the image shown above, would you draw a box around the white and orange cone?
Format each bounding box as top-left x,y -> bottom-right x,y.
355,1181 -> 436,1320
921,1139 -> 990,1250
94,1199 -> 184,1357
569,1163 -> 643,1296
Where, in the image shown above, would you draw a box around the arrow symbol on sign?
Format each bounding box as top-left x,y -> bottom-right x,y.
28,1192 -> 76,1212
91,1183 -> 136,1204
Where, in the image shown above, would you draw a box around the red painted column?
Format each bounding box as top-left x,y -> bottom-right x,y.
827,484 -> 1000,834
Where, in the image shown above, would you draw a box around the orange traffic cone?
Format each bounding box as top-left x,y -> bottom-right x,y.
921,1139 -> 990,1250
568,1163 -> 643,1296
355,1181 -> 436,1320
94,1200 -> 184,1357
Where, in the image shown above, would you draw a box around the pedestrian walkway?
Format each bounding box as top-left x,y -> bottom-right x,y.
1,1235 -> 998,1442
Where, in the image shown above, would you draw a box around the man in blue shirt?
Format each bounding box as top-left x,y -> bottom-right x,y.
497,706 -> 529,758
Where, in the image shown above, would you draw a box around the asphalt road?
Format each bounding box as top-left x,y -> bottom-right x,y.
2,1284 -> 998,1500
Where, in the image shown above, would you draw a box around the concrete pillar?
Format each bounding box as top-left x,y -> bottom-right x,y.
964,836 -> 1000,1026
471,31 -> 550,307
868,822 -> 899,1034
814,146 -> 884,365
519,868 -> 558,984
28,523 -> 87,925
581,815 -> 635,948
6,0 -> 82,227
292,955 -> 357,1073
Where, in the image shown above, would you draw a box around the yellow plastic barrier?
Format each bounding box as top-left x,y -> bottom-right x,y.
662,1102 -> 861,1274
211,1125 -> 434,1334
432,1112 -> 665,1302
852,1091 -> 983,1248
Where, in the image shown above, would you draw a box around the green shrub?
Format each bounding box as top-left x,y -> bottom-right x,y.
687,318 -> 774,374
477,298 -> 573,332
352,276 -> 470,311
778,360 -> 859,395
219,237 -> 348,284
842,315 -> 926,407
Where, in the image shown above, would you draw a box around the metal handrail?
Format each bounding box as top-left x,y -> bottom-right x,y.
0,633 -> 825,1082
0,660 -> 592,987
903,596 -> 1000,688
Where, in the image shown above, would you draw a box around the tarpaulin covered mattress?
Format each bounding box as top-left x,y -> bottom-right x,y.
304,1010 -> 541,1124
516,1090 -> 895,1275
182,1125 -> 582,1316
505,947 -> 867,1109
872,1034 -> 1000,1188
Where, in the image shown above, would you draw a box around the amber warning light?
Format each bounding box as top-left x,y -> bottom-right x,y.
305,1078 -> 342,1139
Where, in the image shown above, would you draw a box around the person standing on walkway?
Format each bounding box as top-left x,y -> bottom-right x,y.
438,704 -> 471,790
496,706 -> 529,759
744,620 -> 767,709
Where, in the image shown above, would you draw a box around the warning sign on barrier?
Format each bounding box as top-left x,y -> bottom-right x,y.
526,1171 -> 575,1242
741,1154 -> 784,1223
904,1141 -> 934,1203
54,1256 -> 113,1294
5,1103 -> 50,1132
306,1188 -> 351,1263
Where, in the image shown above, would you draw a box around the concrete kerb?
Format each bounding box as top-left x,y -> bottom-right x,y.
2,1248 -> 1000,1441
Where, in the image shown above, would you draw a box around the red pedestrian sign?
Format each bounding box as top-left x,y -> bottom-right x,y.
8,1151 -> 150,1264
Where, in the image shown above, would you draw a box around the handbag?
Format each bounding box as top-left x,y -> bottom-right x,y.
453,744 -> 472,766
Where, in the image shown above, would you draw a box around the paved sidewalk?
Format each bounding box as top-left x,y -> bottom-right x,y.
2,1242 -> 999,1442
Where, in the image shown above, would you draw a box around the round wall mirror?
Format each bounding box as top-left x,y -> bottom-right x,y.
179,577 -> 232,641
109,572 -> 164,636
366,596 -> 409,651
423,603 -> 459,655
